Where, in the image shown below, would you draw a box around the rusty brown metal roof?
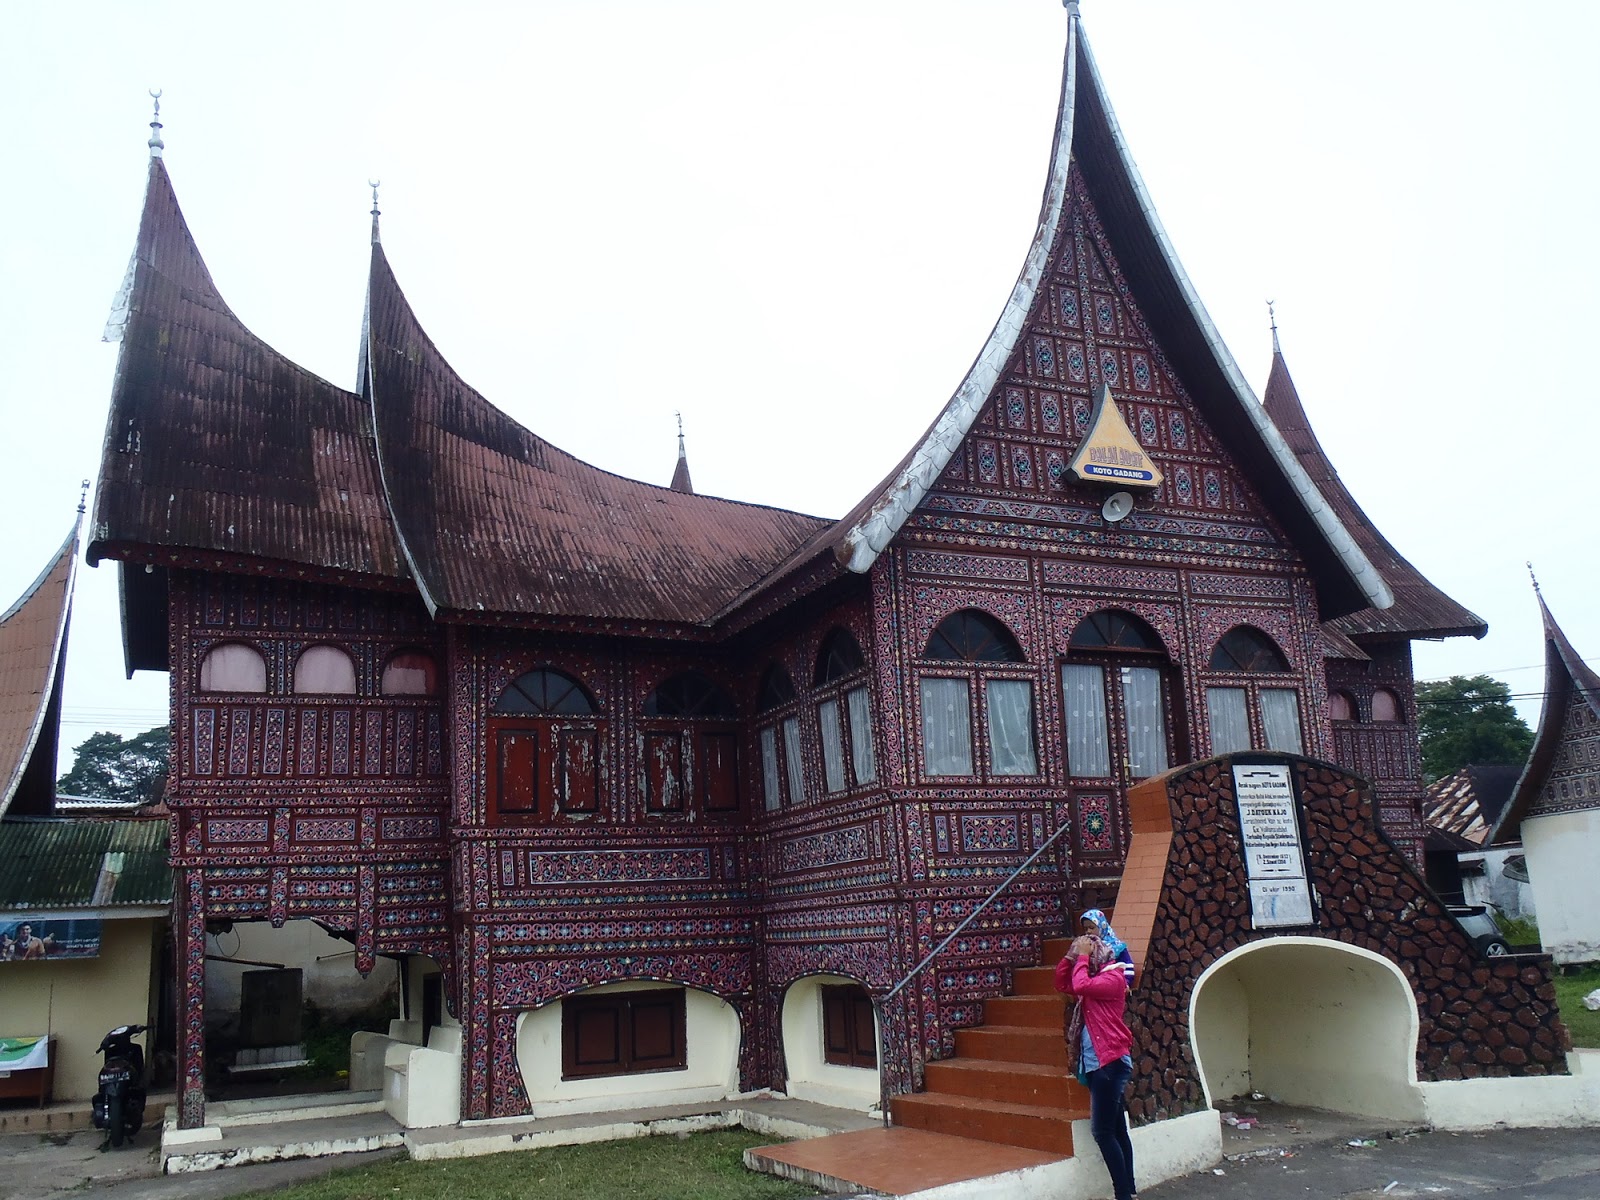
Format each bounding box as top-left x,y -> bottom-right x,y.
1262,349 -> 1487,641
87,158 -> 409,585
363,246 -> 830,625
1423,764 -> 1521,845
0,529 -> 74,819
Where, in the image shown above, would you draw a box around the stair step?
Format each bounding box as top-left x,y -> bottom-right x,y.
922,1057 -> 1088,1111
891,1092 -> 1076,1156
983,994 -> 1064,1029
1012,965 -> 1061,996
1041,937 -> 1077,963
953,1024 -> 1067,1067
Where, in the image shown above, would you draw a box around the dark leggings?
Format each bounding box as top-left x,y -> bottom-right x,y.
1086,1058 -> 1136,1200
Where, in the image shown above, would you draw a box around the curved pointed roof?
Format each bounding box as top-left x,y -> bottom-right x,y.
362,245 -> 828,625
826,11 -> 1391,622
1492,590 -> 1600,844
0,526 -> 76,819
87,158 -> 408,584
1263,347 -> 1486,640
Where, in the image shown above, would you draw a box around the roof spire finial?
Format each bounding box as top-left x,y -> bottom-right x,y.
675,410 -> 685,457
1267,299 -> 1280,354
77,479 -> 90,516
368,179 -> 382,246
1527,561 -> 1542,596
147,89 -> 164,159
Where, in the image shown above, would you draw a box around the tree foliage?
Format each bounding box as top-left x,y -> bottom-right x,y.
56,726 -> 170,805
1415,675 -> 1534,782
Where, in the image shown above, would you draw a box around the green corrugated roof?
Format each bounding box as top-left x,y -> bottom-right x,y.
0,817 -> 171,908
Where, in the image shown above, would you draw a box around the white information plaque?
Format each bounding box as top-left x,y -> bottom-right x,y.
1233,763 -> 1314,928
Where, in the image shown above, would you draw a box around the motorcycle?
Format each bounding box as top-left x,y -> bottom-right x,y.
91,1024 -> 148,1148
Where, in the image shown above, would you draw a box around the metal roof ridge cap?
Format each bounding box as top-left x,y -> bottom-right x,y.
838,9 -> 1080,575
365,255 -> 443,620
1074,30 -> 1393,616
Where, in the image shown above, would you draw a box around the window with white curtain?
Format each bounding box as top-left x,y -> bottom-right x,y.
1207,687 -> 1251,756
818,697 -> 847,793
1260,688 -> 1304,753
846,686 -> 876,784
760,727 -> 782,811
1062,663 -> 1111,777
782,716 -> 806,804
920,677 -> 973,776
919,609 -> 1036,782
1121,665 -> 1169,777
986,680 -> 1037,775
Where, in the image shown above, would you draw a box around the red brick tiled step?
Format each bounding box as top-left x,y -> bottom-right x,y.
1011,964 -> 1061,995
982,993 -> 1065,1028
890,1091 -> 1077,1155
953,1024 -> 1068,1067
922,1057 -> 1088,1111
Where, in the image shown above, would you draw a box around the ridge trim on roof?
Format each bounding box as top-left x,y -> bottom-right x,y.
837,10 -> 1080,574
1070,29 -> 1391,615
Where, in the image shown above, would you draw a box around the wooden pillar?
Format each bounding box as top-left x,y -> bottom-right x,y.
175,868 -> 208,1128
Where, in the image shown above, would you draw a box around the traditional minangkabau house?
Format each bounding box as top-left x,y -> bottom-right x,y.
85,4 -> 1574,1158
0,525 -> 173,1106
1490,586 -> 1600,966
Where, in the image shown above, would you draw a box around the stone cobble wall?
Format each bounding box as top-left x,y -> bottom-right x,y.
1124,756 -> 1569,1124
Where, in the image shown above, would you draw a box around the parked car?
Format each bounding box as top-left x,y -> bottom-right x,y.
1447,904 -> 1509,958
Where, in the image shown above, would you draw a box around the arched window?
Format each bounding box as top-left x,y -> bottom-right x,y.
755,664 -> 805,811
490,669 -> 602,822
814,629 -> 866,686
813,628 -> 876,795
641,671 -> 740,816
919,610 -> 1036,779
1206,627 -> 1302,756
1062,611 -> 1174,797
1209,627 -> 1291,673
381,650 -> 438,696
1371,689 -> 1402,723
1329,690 -> 1358,722
925,609 -> 1025,663
294,645 -> 357,695
199,643 -> 267,693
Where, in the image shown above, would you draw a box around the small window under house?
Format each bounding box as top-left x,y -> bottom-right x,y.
821,983 -> 877,1070
1205,626 -> 1304,756
641,670 -> 740,817
813,629 -> 877,795
919,609 -> 1037,779
490,668 -> 603,823
562,988 -> 687,1080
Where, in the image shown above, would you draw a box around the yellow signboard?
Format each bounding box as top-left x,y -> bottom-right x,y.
1066,384 -> 1162,490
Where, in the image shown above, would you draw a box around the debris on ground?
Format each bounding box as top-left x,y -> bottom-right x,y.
1583,987 -> 1600,1011
1347,1138 -> 1378,1148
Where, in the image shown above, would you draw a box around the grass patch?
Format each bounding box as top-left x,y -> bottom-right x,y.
236,1130 -> 820,1200
1554,965 -> 1600,1049
1493,912 -> 1540,947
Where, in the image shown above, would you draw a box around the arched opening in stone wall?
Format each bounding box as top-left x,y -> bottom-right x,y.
1189,937 -> 1425,1122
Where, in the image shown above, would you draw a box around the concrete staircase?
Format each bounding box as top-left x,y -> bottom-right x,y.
889,935 -> 1089,1156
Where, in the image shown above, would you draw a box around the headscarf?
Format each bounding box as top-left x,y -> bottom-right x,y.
1079,908 -> 1128,960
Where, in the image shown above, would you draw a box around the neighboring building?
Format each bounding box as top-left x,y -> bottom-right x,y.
1423,765 -> 1531,917
1491,590 -> 1600,965
85,7 -> 1491,1133
0,527 -> 172,1103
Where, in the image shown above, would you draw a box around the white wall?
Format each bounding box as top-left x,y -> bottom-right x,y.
1524,811 -> 1600,965
204,920 -> 397,1034
1190,938 -> 1424,1121
1459,846 -> 1536,921
780,974 -> 880,1111
515,981 -> 740,1116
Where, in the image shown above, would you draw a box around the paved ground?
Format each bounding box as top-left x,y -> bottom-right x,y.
4,1115 -> 1600,1200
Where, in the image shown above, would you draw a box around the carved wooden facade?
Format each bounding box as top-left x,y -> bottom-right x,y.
89,9 -> 1489,1128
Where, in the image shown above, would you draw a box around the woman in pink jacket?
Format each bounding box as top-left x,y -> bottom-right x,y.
1056,930 -> 1136,1200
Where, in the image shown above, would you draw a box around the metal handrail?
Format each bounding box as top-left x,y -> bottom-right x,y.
874,818 -> 1073,1124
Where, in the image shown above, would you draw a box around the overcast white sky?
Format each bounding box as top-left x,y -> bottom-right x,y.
2,1 -> 1595,769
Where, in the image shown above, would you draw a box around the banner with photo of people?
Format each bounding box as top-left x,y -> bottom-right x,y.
1,918 -> 102,961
